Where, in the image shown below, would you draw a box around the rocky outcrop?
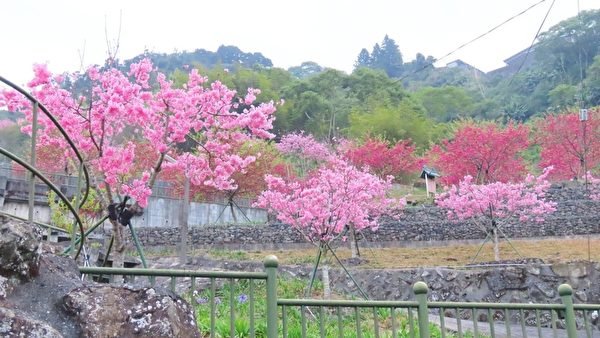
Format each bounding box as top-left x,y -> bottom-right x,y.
63,286 -> 199,338
0,215 -> 199,338
0,307 -> 62,338
0,215 -> 42,280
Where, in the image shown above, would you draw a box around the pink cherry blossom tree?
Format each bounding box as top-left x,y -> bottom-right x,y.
257,133 -> 403,297
2,60 -> 276,251
436,167 -> 557,261
269,133 -> 404,255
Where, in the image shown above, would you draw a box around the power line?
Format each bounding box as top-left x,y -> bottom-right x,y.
507,0 -> 556,86
394,0 -> 550,83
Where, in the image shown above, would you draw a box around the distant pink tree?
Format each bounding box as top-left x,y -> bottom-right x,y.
276,131 -> 332,176
1,60 -> 276,250
429,123 -> 530,185
536,108 -> 600,181
436,167 -> 556,261
343,138 -> 423,183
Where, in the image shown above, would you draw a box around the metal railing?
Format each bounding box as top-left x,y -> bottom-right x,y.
79,257 -> 600,338
0,75 -> 90,259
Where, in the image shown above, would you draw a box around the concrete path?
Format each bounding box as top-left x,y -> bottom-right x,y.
429,314 -> 598,337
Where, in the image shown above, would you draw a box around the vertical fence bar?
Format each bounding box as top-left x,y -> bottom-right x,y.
282,305 -> 288,338
408,307 -> 416,338
535,309 -> 542,337
583,310 -> 592,338
504,308 -> 511,337
472,309 -> 479,338
337,306 -> 343,338
551,309 -> 558,338
210,277 -> 216,338
355,307 -> 362,338
413,282 -> 430,338
558,284 -> 578,338
301,306 -> 307,338
373,307 -> 380,338
487,308 -> 495,337
455,308 -> 462,338
264,256 -> 278,338
520,308 -> 527,338
439,307 -> 446,338
391,307 -> 397,338
249,279 -> 255,338
229,278 -> 235,338
28,101 -> 38,225
319,306 -> 325,338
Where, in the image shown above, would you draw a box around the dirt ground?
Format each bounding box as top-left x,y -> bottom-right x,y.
192,237 -> 600,268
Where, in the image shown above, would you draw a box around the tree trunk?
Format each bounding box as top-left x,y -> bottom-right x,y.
109,219 -> 125,253
492,227 -> 500,261
178,176 -> 190,264
349,227 -> 358,259
322,264 -> 331,299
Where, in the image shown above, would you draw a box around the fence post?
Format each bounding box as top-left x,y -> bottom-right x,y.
413,281 -> 430,338
27,101 -> 38,225
558,284 -> 578,338
264,255 -> 279,338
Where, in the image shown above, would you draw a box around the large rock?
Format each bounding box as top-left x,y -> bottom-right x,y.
0,307 -> 62,338
0,215 -> 200,337
63,286 -> 200,338
0,215 -> 42,280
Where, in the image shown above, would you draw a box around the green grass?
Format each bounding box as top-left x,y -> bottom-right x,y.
186,276 -> 483,337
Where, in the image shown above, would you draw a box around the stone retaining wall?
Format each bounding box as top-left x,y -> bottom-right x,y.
134,183 -> 600,248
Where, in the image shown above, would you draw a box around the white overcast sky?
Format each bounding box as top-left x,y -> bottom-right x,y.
2,0 -> 599,86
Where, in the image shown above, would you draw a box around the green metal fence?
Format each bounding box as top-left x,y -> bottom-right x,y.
79,257 -> 600,338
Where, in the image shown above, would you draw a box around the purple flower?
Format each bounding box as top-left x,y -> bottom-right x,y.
195,297 -> 208,304
237,294 -> 248,304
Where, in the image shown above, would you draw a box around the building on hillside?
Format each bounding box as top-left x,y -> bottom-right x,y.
445,59 -> 484,76
487,46 -> 537,76
420,166 -> 440,197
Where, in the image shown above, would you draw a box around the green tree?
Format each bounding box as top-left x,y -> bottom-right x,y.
548,84 -> 577,112
346,68 -> 407,104
354,48 -> 371,69
583,55 -> 600,106
288,61 -> 324,79
347,98 -> 433,148
535,9 -> 600,84
413,86 -> 477,122
379,35 -> 404,77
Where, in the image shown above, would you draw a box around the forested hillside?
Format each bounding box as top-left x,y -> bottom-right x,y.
1,9 -> 599,183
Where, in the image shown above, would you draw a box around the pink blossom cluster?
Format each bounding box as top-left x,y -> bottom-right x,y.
436,167 -> 557,224
584,172 -> 600,201
276,132 -> 332,162
256,156 -> 402,244
1,59 -> 277,207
